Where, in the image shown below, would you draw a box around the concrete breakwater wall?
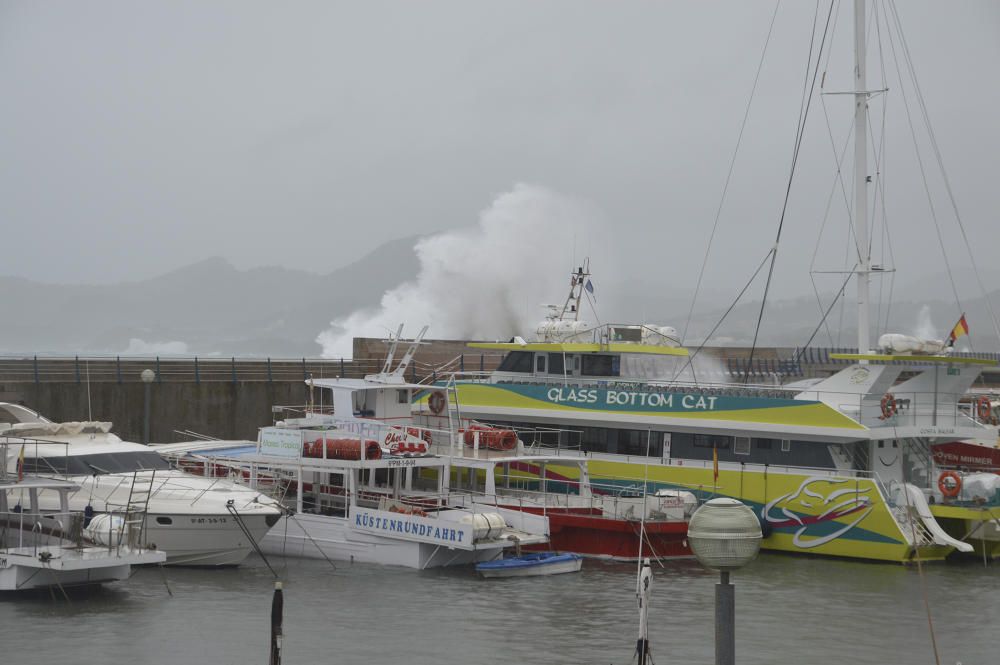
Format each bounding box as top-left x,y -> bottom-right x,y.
0,357 -> 388,443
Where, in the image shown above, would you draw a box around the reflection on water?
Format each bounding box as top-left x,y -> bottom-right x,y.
1,553 -> 997,664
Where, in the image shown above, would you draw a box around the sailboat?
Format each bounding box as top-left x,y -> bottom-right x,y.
413,1 -> 999,563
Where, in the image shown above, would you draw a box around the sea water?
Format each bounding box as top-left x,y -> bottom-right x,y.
1,553 -> 997,664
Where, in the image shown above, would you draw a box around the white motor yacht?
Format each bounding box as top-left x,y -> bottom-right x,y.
1,403 -> 282,566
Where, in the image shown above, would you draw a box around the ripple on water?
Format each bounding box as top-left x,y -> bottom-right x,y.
0,553 -> 996,665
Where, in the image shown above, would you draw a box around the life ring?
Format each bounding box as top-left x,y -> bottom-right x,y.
428,391 -> 447,415
976,395 -> 992,422
880,393 -> 897,419
937,470 -> 962,498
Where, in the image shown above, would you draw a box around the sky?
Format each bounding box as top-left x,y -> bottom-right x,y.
2,1 -> 999,315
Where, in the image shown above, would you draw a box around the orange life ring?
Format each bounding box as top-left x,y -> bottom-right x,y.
880,393 -> 897,419
428,391 -> 446,415
937,470 -> 962,498
976,395 -> 992,422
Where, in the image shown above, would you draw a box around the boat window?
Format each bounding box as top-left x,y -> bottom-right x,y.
548,354 -> 564,375
781,439 -> 792,452
396,389 -> 409,404
693,434 -> 730,449
497,351 -> 533,373
735,437 -> 751,455
156,516 -> 173,525
536,355 -> 546,373
22,451 -> 172,476
581,355 -> 620,377
755,438 -> 773,450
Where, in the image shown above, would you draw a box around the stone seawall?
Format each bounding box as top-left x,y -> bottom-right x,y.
0,380 -> 308,443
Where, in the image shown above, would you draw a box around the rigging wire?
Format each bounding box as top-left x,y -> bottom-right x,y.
881,3 -> 967,344
744,0 -> 836,383
887,0 -> 1000,348
680,0 -> 781,345
667,249 -> 775,386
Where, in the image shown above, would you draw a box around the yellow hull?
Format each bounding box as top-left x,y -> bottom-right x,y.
520,458 -> 951,564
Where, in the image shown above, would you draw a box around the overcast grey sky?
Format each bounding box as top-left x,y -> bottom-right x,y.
2,1 -> 998,308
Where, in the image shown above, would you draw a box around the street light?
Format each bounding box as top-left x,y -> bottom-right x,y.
687,497 -> 762,665
141,369 -> 156,445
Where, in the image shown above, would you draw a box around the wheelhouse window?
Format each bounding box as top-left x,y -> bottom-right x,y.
497,351 -> 533,373
734,437 -> 751,455
23,451 -> 172,476
581,354 -> 620,377
535,355 -> 546,373
548,353 -> 564,375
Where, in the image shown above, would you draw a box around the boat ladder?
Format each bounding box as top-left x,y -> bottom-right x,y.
121,469 -> 155,550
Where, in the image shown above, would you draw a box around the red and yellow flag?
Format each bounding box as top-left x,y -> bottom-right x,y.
712,445 -> 719,484
17,444 -> 26,482
947,313 -> 969,346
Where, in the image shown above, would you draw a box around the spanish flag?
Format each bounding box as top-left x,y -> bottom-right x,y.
17,444 -> 25,482
712,445 -> 719,484
947,313 -> 969,347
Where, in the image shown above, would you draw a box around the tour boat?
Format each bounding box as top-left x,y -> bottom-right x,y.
409,0 -> 1000,564
1,402 -> 283,566
475,552 -> 582,578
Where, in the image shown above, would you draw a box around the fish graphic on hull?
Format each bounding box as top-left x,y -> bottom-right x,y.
761,477 -> 874,549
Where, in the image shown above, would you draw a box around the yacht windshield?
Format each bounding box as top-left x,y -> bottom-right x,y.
22,451 -> 171,476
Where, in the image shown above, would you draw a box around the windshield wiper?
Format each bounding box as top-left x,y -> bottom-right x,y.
85,461 -> 111,475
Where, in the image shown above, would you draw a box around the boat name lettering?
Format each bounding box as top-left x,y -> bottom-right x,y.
188,517 -> 228,524
545,387 -> 718,410
0,556 -> 7,569
354,513 -> 464,542
386,458 -> 417,467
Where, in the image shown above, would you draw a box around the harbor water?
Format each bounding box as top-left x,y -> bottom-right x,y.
2,553 -> 998,664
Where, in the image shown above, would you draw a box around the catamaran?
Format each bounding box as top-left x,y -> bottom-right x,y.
411,1 -> 1000,564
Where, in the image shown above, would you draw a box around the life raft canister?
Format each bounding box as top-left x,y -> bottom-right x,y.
428,391 -> 447,415
880,393 -> 897,419
937,470 -> 962,498
976,395 -> 992,422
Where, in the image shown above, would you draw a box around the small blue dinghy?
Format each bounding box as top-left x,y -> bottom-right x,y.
476,552 -> 583,578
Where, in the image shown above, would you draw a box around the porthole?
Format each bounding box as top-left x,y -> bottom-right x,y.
155,516 -> 173,525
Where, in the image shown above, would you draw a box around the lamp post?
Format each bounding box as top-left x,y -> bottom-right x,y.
687,497 -> 762,665
141,369 -> 155,445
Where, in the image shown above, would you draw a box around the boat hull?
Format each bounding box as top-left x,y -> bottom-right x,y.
477,553 -> 583,578
260,513 -> 507,569
505,507 -> 690,560
141,512 -> 275,566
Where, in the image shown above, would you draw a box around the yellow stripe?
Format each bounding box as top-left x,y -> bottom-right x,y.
468,342 -> 689,356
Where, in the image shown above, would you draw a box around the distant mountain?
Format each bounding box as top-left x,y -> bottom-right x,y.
2,232 -> 997,356
0,235 -> 421,356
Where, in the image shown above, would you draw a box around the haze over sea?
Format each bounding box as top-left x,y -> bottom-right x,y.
1,554 -> 996,664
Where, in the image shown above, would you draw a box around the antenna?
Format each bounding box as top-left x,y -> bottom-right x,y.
391,325 -> 430,378
86,360 -> 93,422
381,324 -> 404,374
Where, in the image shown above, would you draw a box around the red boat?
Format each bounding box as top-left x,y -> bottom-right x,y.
932,440 -> 1000,472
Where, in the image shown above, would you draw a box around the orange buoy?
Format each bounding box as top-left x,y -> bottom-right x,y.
937,470 -> 962,498
303,438 -> 382,460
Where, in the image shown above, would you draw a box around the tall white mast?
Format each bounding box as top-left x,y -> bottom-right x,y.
853,0 -> 871,355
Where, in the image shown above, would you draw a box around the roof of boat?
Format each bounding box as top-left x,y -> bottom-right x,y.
0,476 -> 80,491
467,342 -> 689,356
829,353 -> 997,365
307,378 -> 429,391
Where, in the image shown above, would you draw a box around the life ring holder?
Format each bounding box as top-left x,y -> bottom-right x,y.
880,393 -> 897,419
428,391 -> 447,415
938,470 -> 962,499
976,395 -> 992,422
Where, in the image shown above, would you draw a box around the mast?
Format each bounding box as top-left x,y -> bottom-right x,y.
853,0 -> 871,355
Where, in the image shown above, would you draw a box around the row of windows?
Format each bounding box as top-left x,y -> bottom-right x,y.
497,352 -> 621,377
